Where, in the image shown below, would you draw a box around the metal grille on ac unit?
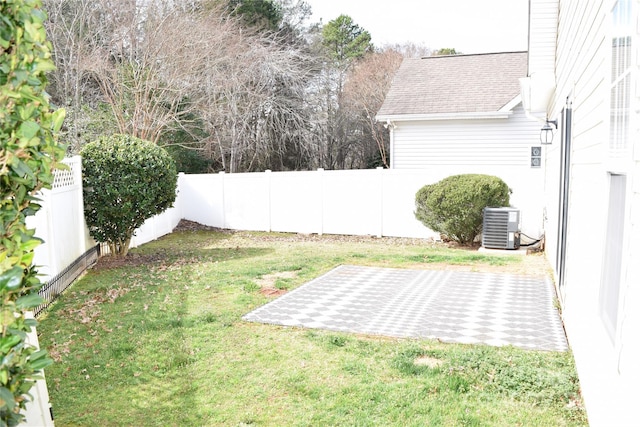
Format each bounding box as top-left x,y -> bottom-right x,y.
482,207 -> 521,249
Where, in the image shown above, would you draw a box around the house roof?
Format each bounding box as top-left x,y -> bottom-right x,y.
376,51 -> 528,120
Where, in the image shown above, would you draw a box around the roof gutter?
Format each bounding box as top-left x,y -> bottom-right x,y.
375,111 -> 512,123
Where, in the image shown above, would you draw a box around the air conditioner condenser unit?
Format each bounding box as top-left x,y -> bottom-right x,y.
482,207 -> 521,250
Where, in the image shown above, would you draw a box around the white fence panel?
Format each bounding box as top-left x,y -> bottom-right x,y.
322,169 -> 382,236
129,202 -> 182,248
270,170 -> 322,234
180,173 -> 224,227
381,170 -> 440,239
28,156 -> 93,281
223,172 -> 270,231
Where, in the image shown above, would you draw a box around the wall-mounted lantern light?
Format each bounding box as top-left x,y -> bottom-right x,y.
540,119 -> 558,145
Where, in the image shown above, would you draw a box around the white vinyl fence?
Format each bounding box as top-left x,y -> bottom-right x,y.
30,160 -> 544,282
179,167 -> 544,240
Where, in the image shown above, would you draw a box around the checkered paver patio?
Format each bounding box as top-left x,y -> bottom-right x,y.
243,265 -> 568,352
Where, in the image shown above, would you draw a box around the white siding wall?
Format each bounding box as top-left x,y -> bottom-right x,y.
524,0 -> 559,116
544,1 -> 610,290
621,172 -> 640,376
392,105 -> 542,167
542,0 -> 640,425
548,0 -> 609,313
528,0 -> 559,76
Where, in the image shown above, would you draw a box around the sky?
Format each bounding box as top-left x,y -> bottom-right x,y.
304,0 -> 529,54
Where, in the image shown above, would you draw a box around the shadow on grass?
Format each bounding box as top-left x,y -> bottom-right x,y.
96,245 -> 273,271
41,237 -> 274,424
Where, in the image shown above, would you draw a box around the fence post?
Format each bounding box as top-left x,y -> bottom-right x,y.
377,167 -> 384,238
24,312 -> 54,426
219,171 -> 226,229
39,189 -> 54,280
72,156 -> 86,256
265,170 -> 272,232
318,168 -> 324,236
177,172 -> 185,223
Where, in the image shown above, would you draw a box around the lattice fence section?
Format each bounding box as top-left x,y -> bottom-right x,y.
52,157 -> 80,190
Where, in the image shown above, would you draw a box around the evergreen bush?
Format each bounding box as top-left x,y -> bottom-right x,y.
415,174 -> 511,245
81,134 -> 177,257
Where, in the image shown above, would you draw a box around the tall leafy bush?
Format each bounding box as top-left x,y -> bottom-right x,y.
415,174 -> 511,245
1,0 -> 64,424
81,134 -> 177,257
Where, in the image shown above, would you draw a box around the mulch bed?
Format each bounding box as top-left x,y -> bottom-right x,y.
172,219 -> 235,234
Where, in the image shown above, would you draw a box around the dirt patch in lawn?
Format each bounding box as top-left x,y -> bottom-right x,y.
257,271 -> 298,297
414,355 -> 444,368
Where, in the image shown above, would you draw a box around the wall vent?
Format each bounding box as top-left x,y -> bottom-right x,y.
482,207 -> 520,249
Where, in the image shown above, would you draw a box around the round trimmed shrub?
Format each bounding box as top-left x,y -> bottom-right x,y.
415,174 -> 511,245
81,134 -> 177,257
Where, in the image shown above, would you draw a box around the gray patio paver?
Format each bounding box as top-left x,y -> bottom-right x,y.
243,265 -> 568,352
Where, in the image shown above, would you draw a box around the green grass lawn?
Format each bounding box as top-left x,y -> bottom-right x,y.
37,229 -> 586,426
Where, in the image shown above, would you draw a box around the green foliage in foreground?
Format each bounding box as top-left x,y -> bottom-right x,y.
1,0 -> 63,424
415,174 -> 511,245
37,231 -> 586,426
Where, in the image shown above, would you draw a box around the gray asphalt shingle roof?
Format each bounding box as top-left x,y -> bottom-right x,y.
377,51 -> 528,117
